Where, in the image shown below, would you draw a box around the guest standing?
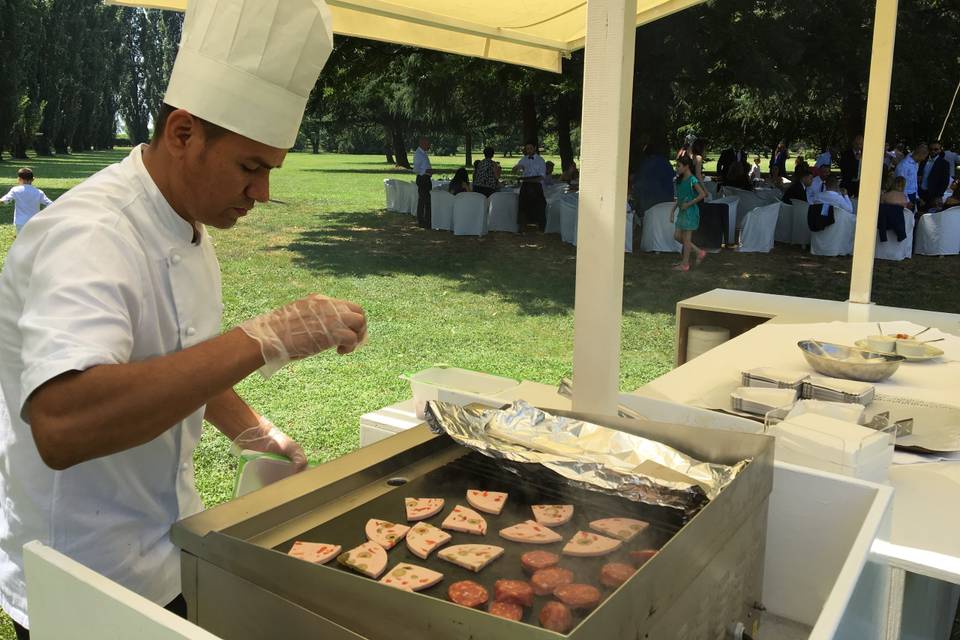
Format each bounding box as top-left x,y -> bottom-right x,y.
514,142 -> 547,231
918,140 -> 950,210
414,137 -> 434,228
894,144 -> 925,207
0,168 -> 53,234
670,155 -> 707,272
473,146 -> 498,197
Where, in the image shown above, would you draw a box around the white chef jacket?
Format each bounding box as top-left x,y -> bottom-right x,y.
0,145 -> 222,627
0,185 -> 53,228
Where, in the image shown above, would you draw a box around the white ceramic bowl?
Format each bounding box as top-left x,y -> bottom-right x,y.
865,335 -> 896,352
895,340 -> 926,357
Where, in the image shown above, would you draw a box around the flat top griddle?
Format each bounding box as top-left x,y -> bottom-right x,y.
275,450 -> 684,632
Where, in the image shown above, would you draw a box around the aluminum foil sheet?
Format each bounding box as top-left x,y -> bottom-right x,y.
425,400 -> 749,516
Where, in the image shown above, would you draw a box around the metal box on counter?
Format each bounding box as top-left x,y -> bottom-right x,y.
172,412 -> 774,640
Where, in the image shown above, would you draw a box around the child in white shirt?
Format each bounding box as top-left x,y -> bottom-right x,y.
1,167 -> 54,233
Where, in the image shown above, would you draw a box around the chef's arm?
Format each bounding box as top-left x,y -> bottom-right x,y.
28,328 -> 263,470
204,388 -> 261,440
205,389 -> 309,470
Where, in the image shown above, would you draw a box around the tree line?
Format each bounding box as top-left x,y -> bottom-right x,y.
0,0 -> 956,166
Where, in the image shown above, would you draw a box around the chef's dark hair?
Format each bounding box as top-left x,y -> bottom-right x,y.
151,103 -> 229,145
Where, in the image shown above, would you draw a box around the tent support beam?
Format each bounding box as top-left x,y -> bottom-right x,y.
849,0 -> 899,304
570,0 -> 636,414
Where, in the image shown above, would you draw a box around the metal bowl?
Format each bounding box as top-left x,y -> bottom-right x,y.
797,340 -> 904,382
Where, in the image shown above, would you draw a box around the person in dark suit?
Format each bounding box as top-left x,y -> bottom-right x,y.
716,146 -> 748,185
783,170 -> 813,203
772,142 -> 789,179
838,134 -> 863,197
918,140 -> 951,210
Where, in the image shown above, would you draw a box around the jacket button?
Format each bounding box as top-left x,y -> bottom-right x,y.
171,253 -> 182,265
186,327 -> 196,337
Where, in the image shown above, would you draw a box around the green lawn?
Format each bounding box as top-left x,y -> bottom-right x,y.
0,149 -> 957,637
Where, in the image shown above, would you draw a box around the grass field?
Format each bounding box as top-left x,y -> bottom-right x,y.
0,148 -> 957,637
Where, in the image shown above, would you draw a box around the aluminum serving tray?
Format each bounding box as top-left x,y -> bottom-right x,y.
172,411 -> 774,640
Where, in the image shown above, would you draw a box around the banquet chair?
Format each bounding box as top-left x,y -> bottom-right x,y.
875,207 -> 914,261
737,202 -> 781,253
384,179 -> 399,212
789,199 -> 812,248
544,185 -> 567,234
810,208 -> 856,256
721,186 -> 763,229
915,206 -> 960,256
560,193 -> 579,244
400,181 -> 419,215
430,190 -> 455,231
703,180 -> 719,201
709,196 -> 740,245
487,191 -> 520,232
774,201 -> 792,243
452,192 -> 488,236
639,202 -> 681,253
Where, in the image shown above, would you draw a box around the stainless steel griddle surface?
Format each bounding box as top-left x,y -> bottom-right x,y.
274,450 -> 685,631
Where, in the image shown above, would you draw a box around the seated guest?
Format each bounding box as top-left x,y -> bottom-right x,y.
765,165 -> 786,190
749,156 -> 762,184
632,142 -> 677,214
542,161 -> 558,187
472,147 -> 499,196
794,154 -> 809,174
448,167 -> 472,195
880,176 -> 911,209
809,164 -> 829,197
782,170 -> 813,203
813,175 -> 854,214
561,160 -> 579,191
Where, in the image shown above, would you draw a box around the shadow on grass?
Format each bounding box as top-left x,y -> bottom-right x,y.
282,209 -> 940,318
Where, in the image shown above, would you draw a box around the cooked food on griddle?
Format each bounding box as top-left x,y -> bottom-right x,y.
531,566 -> 574,595
406,522 -> 452,559
337,541 -> 388,579
553,583 -> 601,610
378,562 -> 443,591
499,520 -> 563,544
437,544 -> 504,572
493,579 -> 535,607
630,549 -> 659,566
599,562 -> 637,588
530,504 -> 574,527
539,601 -> 574,633
561,531 -> 622,557
364,519 -> 410,550
441,505 -> 488,535
520,550 -> 560,574
488,600 -> 523,621
466,489 -> 508,515
404,497 -> 445,521
448,580 -> 488,608
589,517 -> 649,542
287,541 -> 341,565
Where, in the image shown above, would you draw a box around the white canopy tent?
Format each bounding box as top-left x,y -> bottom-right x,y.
107,0 -> 901,415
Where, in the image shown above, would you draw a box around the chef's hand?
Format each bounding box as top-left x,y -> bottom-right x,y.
240,294 -> 367,377
232,417 -> 308,472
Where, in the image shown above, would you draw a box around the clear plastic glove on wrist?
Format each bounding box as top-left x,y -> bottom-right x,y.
240,294 -> 367,378
230,417 -> 308,472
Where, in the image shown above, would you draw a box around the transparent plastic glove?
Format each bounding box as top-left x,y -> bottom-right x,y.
240,294 -> 367,378
230,417 -> 308,472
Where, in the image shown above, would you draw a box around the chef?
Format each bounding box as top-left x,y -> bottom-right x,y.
0,1 -> 366,637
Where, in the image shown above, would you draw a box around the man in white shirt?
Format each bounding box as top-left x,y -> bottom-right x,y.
0,168 -> 53,233
813,175 -> 854,215
0,2 -> 367,638
808,164 -> 829,201
513,141 -> 547,231
413,137 -> 433,228
894,143 -> 926,206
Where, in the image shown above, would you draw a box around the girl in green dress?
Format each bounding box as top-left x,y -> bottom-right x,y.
671,155 -> 708,271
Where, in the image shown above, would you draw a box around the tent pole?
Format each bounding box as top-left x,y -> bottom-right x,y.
849,0 -> 899,304
570,0 -> 636,414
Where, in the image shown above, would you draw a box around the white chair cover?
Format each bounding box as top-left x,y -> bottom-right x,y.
789,199 -> 812,247
487,192 -> 519,232
774,202 -> 792,243
753,188 -> 782,205
452,192 -> 488,236
640,202 -> 681,253
384,179 -> 399,212
430,190 -> 455,231
545,198 -> 563,234
737,202 -> 781,253
810,208 -> 856,256
624,210 -> 634,253
399,181 -> 419,214
710,196 -> 740,245
703,180 -> 719,200
875,208 -> 914,261
721,187 -> 763,229
544,184 -> 567,202
559,193 -> 579,244
915,207 -> 960,256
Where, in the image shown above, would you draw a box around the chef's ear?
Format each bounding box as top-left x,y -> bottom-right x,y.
159,108 -> 200,158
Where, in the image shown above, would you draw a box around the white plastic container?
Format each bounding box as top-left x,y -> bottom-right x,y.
403,366 -> 520,418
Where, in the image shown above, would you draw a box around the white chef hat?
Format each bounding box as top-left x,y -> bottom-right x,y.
164,0 -> 334,149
